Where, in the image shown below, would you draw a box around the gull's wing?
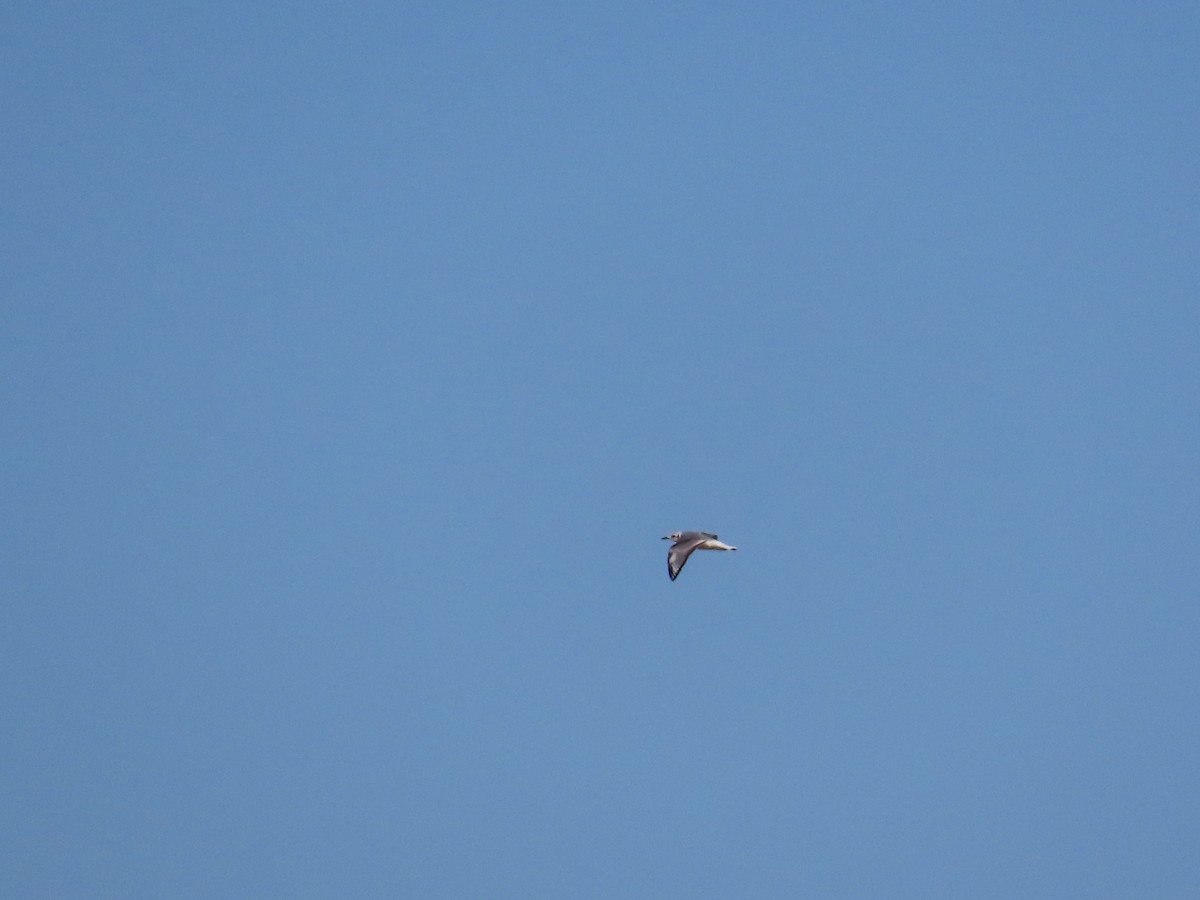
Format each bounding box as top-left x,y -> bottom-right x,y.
667,536 -> 707,581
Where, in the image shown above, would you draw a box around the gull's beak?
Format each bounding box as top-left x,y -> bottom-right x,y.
661,535 -> 671,540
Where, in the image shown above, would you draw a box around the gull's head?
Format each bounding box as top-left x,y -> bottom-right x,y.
662,532 -> 683,542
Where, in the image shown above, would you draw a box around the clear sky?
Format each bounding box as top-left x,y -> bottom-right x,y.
3,2 -> 1198,897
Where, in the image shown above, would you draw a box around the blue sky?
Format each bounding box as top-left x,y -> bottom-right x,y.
3,2 -> 1198,896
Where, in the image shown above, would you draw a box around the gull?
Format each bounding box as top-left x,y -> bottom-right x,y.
662,531 -> 737,581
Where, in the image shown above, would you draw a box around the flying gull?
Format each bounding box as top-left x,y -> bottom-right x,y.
662,531 -> 737,581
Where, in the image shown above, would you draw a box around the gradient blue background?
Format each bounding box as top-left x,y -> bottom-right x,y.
4,2 -> 1198,896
